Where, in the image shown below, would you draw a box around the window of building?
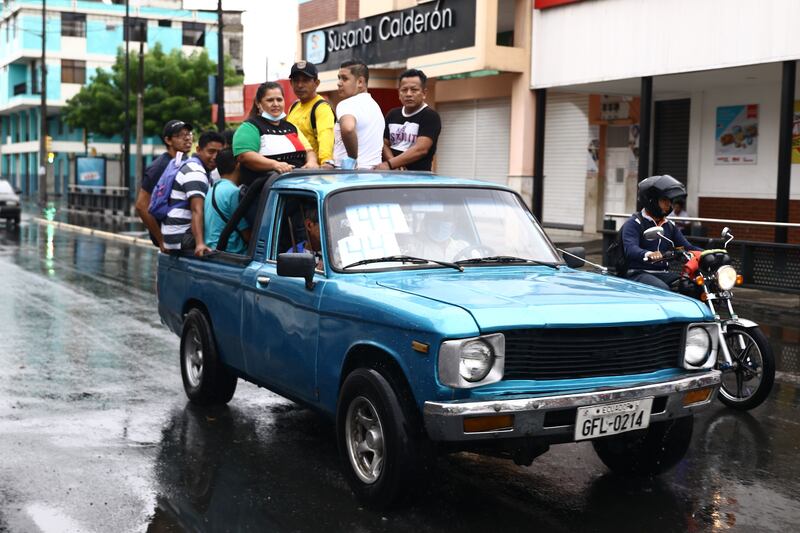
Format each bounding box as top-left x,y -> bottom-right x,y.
128,17 -> 148,42
61,59 -> 86,84
158,20 -> 171,27
182,22 -> 205,47
31,61 -> 38,94
61,13 -> 86,37
228,38 -> 241,62
496,0 -> 515,46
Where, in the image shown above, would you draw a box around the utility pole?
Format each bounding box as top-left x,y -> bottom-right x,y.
134,20 -> 145,194
124,0 -> 131,205
38,0 -> 47,205
216,0 -> 225,131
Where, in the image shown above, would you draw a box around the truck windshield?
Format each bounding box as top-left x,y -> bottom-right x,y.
325,187 -> 561,271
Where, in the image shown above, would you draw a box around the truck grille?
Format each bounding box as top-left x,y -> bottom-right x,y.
502,324 -> 685,380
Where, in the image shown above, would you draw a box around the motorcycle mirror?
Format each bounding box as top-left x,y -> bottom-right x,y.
721,226 -> 731,238
643,226 -> 664,241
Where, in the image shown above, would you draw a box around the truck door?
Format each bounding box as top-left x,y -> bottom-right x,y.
241,192 -> 324,403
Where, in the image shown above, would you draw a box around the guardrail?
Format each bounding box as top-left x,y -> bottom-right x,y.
602,213 -> 800,293
67,185 -> 131,216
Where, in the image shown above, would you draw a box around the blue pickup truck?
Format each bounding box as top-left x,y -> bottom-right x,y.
157,171 -> 721,508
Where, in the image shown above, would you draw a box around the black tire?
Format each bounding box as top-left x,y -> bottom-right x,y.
592,416 -> 693,476
336,368 -> 428,509
180,308 -> 237,405
718,325 -> 775,410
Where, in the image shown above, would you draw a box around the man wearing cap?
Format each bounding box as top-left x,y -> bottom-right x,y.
135,119 -> 193,251
287,60 -> 335,167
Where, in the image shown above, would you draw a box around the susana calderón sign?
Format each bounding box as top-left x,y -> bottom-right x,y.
302,0 -> 475,70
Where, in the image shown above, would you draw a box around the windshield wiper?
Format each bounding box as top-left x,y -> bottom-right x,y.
343,255 -> 463,272
454,256 -> 560,269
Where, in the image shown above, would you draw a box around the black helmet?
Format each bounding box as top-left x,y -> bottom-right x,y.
637,175 -> 686,218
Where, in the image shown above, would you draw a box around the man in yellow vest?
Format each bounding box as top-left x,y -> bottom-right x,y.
287,61 -> 336,166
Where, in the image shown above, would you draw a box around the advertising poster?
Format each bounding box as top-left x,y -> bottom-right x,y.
792,101 -> 800,164
76,157 -> 106,187
715,104 -> 758,165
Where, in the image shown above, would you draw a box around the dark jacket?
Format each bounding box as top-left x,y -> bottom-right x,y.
622,211 -> 701,271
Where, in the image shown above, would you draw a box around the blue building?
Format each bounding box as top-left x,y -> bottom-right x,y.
0,0 -> 239,198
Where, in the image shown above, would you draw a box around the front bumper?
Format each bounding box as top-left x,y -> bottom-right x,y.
0,205 -> 20,219
424,370 -> 721,442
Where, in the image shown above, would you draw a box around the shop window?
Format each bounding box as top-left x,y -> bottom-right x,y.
61,13 -> 86,37
182,22 -> 205,46
496,0 -> 515,46
128,18 -> 148,42
61,59 -> 86,84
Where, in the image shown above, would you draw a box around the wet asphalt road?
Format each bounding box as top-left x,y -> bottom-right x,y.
1,219 -> 799,533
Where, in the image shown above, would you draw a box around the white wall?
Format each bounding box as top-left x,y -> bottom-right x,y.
685,80 -> 800,212
532,0 -> 800,88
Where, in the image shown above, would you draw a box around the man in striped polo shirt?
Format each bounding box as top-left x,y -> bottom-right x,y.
161,131 -> 224,255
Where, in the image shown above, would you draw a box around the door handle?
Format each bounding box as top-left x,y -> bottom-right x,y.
257,275 -> 270,286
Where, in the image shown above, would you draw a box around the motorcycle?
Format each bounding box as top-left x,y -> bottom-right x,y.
641,225 -> 776,410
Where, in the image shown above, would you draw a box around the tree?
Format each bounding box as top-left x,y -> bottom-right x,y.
62,43 -> 242,139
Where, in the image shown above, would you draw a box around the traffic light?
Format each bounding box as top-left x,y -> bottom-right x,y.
47,152 -> 55,164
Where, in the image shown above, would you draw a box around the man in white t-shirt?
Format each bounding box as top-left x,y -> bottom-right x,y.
328,60 -> 384,169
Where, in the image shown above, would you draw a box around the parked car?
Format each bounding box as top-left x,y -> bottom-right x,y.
157,171 -> 721,508
0,180 -> 21,225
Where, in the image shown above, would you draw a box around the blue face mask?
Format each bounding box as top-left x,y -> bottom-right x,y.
262,111 -> 286,122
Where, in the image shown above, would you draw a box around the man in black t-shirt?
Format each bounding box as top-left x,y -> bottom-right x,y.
135,119 -> 193,250
377,69 -> 441,172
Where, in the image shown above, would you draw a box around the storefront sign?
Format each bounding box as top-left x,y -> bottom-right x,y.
535,0 -> 585,9
76,157 -> 106,187
715,105 -> 758,165
302,0 -> 476,71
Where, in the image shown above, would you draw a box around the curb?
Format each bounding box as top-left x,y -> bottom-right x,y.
34,217 -> 155,250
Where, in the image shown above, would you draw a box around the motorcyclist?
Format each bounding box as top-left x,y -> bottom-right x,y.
622,175 -> 702,290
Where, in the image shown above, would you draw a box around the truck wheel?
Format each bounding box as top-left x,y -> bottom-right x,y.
180,308 -> 237,405
336,368 -> 427,509
592,416 -> 693,476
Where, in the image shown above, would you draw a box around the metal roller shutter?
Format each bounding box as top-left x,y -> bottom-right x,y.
436,98 -> 511,185
653,99 -> 691,185
542,93 -> 589,229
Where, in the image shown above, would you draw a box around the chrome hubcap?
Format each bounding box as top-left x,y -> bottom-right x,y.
345,396 -> 385,484
183,326 -> 204,388
720,330 -> 763,402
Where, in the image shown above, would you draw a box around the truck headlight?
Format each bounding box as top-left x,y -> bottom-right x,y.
716,265 -> 737,291
439,333 -> 505,389
683,324 -> 718,370
459,340 -> 494,382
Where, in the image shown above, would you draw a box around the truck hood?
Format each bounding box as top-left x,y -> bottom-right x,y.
376,268 -> 710,330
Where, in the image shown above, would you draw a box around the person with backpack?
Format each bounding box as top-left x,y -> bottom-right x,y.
287,61 -> 335,166
135,119 -> 193,252
617,175 -> 702,290
204,148 -> 251,254
155,130 -> 224,255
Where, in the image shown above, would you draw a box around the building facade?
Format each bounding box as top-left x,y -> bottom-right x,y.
0,0 -> 242,198
531,0 -> 800,241
297,0 -> 534,198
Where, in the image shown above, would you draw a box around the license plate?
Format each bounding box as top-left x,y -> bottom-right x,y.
574,398 -> 653,441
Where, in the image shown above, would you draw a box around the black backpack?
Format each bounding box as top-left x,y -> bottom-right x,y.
606,213 -> 644,276
288,99 -> 335,131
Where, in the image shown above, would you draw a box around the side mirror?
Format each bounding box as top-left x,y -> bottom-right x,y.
643,226 -> 664,241
277,253 -> 316,290
561,246 -> 586,268
721,226 -> 731,239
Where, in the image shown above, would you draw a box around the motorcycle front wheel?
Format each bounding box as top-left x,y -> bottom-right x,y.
718,325 -> 775,410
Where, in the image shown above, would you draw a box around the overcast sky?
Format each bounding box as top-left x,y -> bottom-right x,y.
181,0 -> 298,84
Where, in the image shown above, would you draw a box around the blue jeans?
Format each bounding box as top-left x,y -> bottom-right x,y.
627,270 -> 680,291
